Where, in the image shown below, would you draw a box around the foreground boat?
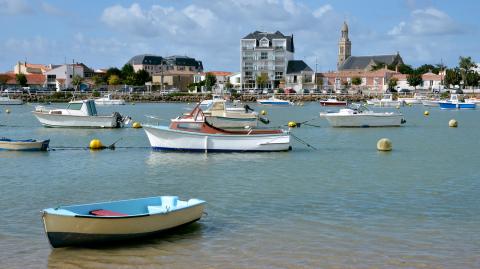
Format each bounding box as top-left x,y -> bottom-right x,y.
257,96 -> 293,105
0,138 -> 49,151
0,95 -> 23,105
438,94 -> 476,110
94,94 -> 125,105
319,97 -> 347,106
144,105 -> 290,152
320,105 -> 405,127
42,196 -> 206,248
366,94 -> 402,107
33,100 -> 131,128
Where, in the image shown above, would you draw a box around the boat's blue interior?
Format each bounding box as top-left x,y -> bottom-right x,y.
0,137 -> 36,142
62,197 -> 164,215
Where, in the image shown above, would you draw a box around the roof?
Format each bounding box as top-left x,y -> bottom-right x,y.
286,60 -> 313,74
242,30 -> 294,52
0,73 -> 45,85
205,71 -> 233,77
164,55 -> 203,68
128,54 -> 164,65
338,54 -> 403,71
318,69 -> 398,78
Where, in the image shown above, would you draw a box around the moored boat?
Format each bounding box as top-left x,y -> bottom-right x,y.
319,96 -> 347,106
42,196 -> 206,248
0,138 -> 49,151
143,105 -> 290,152
421,99 -> 440,107
202,99 -> 259,128
366,94 -> 402,107
94,94 -> 125,105
0,95 -> 23,105
257,95 -> 293,105
32,99 -> 131,128
320,105 -> 405,127
438,94 -> 476,110
398,93 -> 427,105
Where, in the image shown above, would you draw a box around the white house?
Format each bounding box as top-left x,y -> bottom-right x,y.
229,72 -> 241,89
284,60 -> 315,92
44,64 -> 85,91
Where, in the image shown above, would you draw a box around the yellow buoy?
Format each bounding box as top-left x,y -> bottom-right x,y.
377,138 -> 392,151
261,110 -> 267,116
449,119 -> 458,128
132,122 -> 142,128
288,121 -> 297,128
89,139 -> 104,150
424,110 -> 429,116
5,109 -> 11,113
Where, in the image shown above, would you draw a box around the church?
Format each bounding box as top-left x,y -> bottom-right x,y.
336,22 -> 404,71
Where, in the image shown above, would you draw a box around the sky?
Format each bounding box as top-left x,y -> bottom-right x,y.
0,0 -> 478,73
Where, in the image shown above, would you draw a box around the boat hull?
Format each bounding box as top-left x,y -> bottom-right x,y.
398,98 -> 422,104
95,100 -> 125,105
42,203 -> 205,248
421,100 -> 439,107
368,101 -> 402,107
143,125 -> 290,152
33,112 -> 119,128
0,99 -> 23,105
319,101 -> 347,106
0,139 -> 49,151
205,115 -> 257,128
438,102 -> 476,109
322,114 -> 404,127
257,101 -> 291,105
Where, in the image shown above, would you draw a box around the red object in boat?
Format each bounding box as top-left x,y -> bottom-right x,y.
319,99 -> 348,106
89,209 -> 128,216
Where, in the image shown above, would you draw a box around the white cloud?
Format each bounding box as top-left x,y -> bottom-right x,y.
313,4 -> 332,18
0,0 -> 32,15
388,7 -> 461,36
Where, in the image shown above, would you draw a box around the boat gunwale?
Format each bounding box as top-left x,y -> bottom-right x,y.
144,124 -> 289,138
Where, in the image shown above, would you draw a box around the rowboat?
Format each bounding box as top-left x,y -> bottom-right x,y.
94,94 -> 125,105
319,97 -> 347,106
202,99 -> 259,128
143,105 -> 290,152
438,94 -> 476,110
320,105 -> 405,127
398,93 -> 427,105
42,196 -> 206,248
367,94 -> 402,107
33,99 -> 131,128
0,95 -> 23,105
0,138 -> 49,151
257,96 -> 293,105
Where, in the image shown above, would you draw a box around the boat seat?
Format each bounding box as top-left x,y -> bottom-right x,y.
89,209 -> 128,216
147,196 -> 179,214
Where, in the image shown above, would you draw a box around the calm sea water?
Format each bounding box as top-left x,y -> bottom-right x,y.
0,102 -> 479,268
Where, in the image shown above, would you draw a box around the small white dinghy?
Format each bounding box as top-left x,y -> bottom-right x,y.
366,94 -> 402,107
0,95 -> 23,105
202,99 -> 260,129
320,105 -> 405,127
33,99 -> 131,128
0,138 -> 49,151
42,196 -> 206,248
94,94 -> 125,105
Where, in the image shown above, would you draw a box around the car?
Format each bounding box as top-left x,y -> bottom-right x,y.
312,89 -> 322,94
302,89 -> 311,94
399,88 -> 411,93
284,88 -> 296,94
254,88 -> 263,94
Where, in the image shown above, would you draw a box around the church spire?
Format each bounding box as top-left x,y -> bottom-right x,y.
338,21 -> 351,69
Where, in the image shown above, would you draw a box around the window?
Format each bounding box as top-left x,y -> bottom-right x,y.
177,123 -> 202,131
260,38 -> 269,47
66,103 -> 83,110
275,72 -> 283,79
362,78 -> 367,85
261,52 -> 268,60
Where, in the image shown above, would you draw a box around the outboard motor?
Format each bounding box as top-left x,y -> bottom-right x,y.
112,112 -> 130,128
258,116 -> 270,124
244,104 -> 254,113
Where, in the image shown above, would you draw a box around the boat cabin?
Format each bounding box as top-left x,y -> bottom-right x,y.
65,100 -> 98,116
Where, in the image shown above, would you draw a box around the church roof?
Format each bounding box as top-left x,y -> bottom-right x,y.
242,31 -> 294,52
286,60 -> 313,74
338,54 -> 402,71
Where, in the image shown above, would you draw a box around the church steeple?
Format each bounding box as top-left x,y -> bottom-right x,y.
338,21 -> 351,69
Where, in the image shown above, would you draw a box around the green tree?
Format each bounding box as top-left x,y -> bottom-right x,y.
388,77 -> 398,90
92,75 -> 104,87
71,75 -> 83,91
465,71 -> 480,87
121,64 -> 135,80
407,73 -> 423,90
351,77 -> 361,86
225,81 -> 233,90
371,62 -> 386,71
397,64 -> 414,74
205,72 -> 217,91
135,69 -> 151,85
459,56 -> 477,88
108,74 -> 121,86
255,73 -> 268,88
105,67 -> 122,82
444,68 -> 461,88
16,73 -> 28,87
416,64 -> 439,74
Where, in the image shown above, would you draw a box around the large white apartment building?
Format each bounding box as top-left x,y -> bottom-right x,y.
240,31 -> 295,90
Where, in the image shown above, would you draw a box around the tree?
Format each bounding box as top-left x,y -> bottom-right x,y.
397,64 -> 414,74
444,68 -> 461,88
71,75 -> 83,91
371,62 -> 386,71
108,74 -> 121,87
388,77 -> 398,90
105,67 -> 122,82
225,81 -> 233,90
351,77 -> 361,86
205,72 -> 217,91
465,71 -> 480,88
121,64 -> 135,80
407,73 -> 423,90
92,75 -> 104,87
255,73 -> 268,88
16,73 -> 27,87
416,64 -> 439,74
459,56 -> 477,88
135,69 -> 151,85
